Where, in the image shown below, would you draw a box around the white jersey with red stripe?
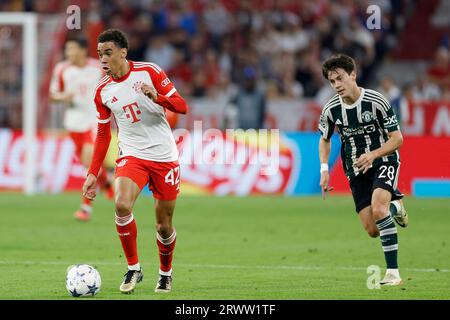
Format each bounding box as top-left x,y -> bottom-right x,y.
94,60 -> 178,162
50,58 -> 103,132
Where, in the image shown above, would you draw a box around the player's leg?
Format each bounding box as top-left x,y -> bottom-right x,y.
115,176 -> 144,293
358,206 -> 379,238
350,173 -> 378,237
69,132 -> 93,221
154,199 -> 177,292
372,187 -> 402,285
79,141 -> 93,168
148,161 -> 180,293
114,157 -> 149,293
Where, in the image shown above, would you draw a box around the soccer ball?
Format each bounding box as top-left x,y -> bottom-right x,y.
66,264 -> 101,297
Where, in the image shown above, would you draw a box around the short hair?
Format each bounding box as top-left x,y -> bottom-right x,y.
322,54 -> 356,80
98,29 -> 128,49
66,34 -> 88,49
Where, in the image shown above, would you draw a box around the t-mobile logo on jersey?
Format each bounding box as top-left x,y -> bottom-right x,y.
122,102 -> 141,123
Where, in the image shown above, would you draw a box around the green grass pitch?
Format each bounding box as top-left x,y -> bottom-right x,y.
0,193 -> 449,300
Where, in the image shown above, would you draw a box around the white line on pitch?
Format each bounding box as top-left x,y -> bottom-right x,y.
0,260 -> 448,273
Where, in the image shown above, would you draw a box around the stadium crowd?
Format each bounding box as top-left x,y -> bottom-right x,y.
0,0 -> 449,129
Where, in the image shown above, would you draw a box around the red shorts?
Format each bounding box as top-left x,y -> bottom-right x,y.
68,130 -> 95,158
115,156 -> 180,201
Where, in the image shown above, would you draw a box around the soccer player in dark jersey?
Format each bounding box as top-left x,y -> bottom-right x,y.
318,54 -> 408,286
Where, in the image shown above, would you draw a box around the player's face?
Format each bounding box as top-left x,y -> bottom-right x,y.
327,68 -> 356,99
97,42 -> 127,76
65,41 -> 86,65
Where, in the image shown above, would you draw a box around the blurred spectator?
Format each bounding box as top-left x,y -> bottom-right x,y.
275,14 -> 310,54
203,0 -> 232,50
232,66 -> 266,129
168,49 -> 193,93
411,75 -> 442,101
378,75 -> 408,125
295,48 -> 324,97
86,0 -> 105,58
427,46 -> 450,92
190,70 -> 208,97
4,0 -> 444,132
273,51 -> 304,98
144,34 -> 175,70
0,26 -> 23,128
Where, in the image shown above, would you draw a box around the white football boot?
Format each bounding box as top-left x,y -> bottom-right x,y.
391,200 -> 408,228
379,269 -> 403,286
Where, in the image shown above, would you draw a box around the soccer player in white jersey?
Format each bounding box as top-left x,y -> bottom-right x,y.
318,54 -> 409,286
50,35 -> 114,221
82,29 -> 188,293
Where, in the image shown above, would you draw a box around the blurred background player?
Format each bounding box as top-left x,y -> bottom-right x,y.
50,35 -> 114,221
318,54 -> 409,286
82,29 -> 189,293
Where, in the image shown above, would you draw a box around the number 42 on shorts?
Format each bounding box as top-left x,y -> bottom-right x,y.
165,166 -> 180,190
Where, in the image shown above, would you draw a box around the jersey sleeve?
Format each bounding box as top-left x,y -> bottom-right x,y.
318,108 -> 335,140
49,63 -> 65,94
87,121 -> 111,177
374,96 -> 400,132
94,88 -> 111,123
150,64 -> 177,97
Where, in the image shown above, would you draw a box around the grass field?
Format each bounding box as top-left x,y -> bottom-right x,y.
0,193 -> 449,300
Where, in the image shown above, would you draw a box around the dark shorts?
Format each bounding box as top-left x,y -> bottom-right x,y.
349,162 -> 404,213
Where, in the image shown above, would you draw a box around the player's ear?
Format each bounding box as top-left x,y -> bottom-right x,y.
350,70 -> 357,81
120,48 -> 127,59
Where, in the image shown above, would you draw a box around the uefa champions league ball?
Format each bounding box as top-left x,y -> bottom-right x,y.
66,264 -> 101,297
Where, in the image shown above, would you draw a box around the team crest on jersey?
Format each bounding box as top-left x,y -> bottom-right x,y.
362,111 -> 374,123
117,158 -> 128,167
132,81 -> 145,93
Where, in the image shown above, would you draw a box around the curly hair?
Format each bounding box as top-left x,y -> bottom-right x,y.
98,29 -> 129,49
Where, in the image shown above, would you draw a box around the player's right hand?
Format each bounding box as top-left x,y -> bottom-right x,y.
62,92 -> 75,104
141,84 -> 158,101
320,171 -> 333,199
82,173 -> 98,200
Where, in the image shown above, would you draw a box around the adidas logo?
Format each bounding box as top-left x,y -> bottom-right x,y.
385,180 -> 392,186
111,96 -> 118,103
117,159 -> 128,167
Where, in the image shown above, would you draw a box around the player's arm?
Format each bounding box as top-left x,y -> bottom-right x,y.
50,91 -> 74,104
370,130 -> 403,159
83,93 -> 112,200
319,136 -> 333,196
141,86 -> 188,114
49,63 -> 74,104
141,66 -> 189,114
318,111 -> 335,197
355,130 -> 403,174
319,136 -> 331,165
355,97 -> 403,173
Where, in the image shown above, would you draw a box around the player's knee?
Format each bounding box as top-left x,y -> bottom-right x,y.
156,223 -> 172,238
115,199 -> 133,216
371,205 -> 388,221
367,228 -> 379,238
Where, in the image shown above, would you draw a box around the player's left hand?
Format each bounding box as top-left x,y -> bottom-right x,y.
355,152 -> 375,174
141,84 -> 158,101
